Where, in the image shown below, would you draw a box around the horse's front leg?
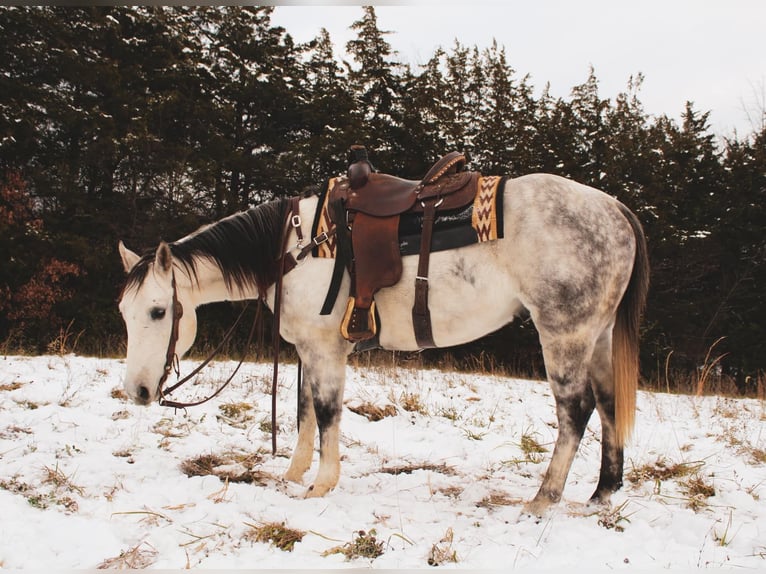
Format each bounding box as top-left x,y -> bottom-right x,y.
305,355 -> 346,497
284,377 -> 317,483
285,342 -> 348,497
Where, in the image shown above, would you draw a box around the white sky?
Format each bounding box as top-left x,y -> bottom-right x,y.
271,1 -> 766,138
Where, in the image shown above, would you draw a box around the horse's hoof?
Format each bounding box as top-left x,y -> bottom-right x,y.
522,497 -> 553,520
304,482 -> 334,498
283,469 -> 305,484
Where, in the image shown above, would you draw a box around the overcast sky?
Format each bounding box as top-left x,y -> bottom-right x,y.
271,1 -> 766,138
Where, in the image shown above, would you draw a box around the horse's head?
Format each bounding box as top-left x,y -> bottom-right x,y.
118,241 -> 198,405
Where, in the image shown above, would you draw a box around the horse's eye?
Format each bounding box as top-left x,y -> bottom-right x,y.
150,307 -> 166,321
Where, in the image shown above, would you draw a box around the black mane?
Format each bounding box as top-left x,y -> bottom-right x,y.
124,198 -> 290,298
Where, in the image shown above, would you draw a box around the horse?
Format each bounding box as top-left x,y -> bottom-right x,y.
117,172 -> 649,516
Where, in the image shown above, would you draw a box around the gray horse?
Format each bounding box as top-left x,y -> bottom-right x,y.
118,172 -> 649,516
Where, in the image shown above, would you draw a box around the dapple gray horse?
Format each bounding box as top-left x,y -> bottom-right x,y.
118,173 -> 648,516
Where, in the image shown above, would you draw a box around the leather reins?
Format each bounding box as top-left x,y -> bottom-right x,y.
156,197 -> 318,454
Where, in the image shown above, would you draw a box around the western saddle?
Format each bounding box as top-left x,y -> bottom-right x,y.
323,145 -> 480,348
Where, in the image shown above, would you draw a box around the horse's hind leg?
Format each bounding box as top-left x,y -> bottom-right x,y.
588,327 -> 624,505
284,376 -> 317,484
525,336 -> 596,516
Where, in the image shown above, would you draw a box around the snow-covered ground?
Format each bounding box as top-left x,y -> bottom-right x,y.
1,354 -> 764,570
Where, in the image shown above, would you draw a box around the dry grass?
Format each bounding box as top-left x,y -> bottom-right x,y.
180,452 -> 269,484
396,391 -> 429,415
627,457 -> 716,511
42,464 -> 85,496
322,529 -> 384,561
476,491 -> 522,509
427,527 -> 458,566
379,462 -> 457,476
436,485 -> 464,499
217,401 -> 254,428
750,448 -> 766,465
0,381 -> 24,391
347,402 -> 398,421
97,543 -> 158,569
244,521 -> 305,552
504,431 -> 549,465
0,467 -> 81,513
626,457 -> 704,484
681,475 -> 716,511
597,501 -> 633,532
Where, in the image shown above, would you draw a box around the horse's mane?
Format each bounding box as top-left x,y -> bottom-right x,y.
123,198 -> 290,298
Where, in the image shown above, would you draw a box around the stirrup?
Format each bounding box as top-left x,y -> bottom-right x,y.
340,298 -> 377,342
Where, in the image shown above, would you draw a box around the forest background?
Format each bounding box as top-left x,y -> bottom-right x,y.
1,6 -> 764,394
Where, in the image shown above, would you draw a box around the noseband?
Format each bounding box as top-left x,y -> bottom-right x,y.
156,271 -> 253,409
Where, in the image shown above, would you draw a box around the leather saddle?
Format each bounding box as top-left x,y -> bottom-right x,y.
323,146 -> 480,348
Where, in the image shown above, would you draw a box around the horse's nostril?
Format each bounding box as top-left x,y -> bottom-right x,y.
137,385 -> 150,403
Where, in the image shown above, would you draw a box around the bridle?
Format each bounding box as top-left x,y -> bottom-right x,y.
154,197 -> 326,453
156,275 -> 255,410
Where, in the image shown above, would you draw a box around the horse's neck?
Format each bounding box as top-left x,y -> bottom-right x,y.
177,258 -> 258,306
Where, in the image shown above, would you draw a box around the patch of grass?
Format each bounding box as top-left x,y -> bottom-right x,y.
597,501 -> 633,532
347,402 -> 398,422
14,399 -> 40,410
42,464 -> 85,496
97,542 -> 158,569
437,485 -> 464,499
322,529 -> 384,561
217,402 -> 254,429
379,462 -> 456,476
0,381 -> 24,391
152,417 -> 189,440
110,387 -> 128,401
47,319 -> 84,356
504,430 -> 548,465
0,472 -> 80,513
437,406 -> 460,421
427,527 -> 458,567
519,432 -> 548,461
180,452 -> 269,484
626,457 -> 704,484
713,511 -> 735,547
258,418 -> 274,434
747,447 -> 766,465
681,475 -> 715,511
0,425 -> 33,439
219,401 -> 253,418
244,521 -> 305,552
111,410 -> 130,421
476,491 -> 522,510
396,391 -> 428,415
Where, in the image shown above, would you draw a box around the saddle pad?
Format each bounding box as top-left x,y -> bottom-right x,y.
310,175 -> 505,259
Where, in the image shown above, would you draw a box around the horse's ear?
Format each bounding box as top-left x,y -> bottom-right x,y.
118,241 -> 140,273
155,241 -> 173,275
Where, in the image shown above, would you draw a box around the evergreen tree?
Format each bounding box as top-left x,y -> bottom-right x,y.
345,6 -> 409,172
294,27 -> 356,184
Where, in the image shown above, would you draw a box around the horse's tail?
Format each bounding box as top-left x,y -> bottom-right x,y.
613,203 -> 650,447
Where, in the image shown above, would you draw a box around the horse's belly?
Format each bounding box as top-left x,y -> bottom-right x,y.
374,243 -> 521,350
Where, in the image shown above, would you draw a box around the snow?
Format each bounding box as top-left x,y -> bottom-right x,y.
1,354 -> 764,570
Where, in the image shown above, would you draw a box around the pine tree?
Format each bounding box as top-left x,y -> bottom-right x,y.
345,6 -> 409,171
294,27 -> 356,183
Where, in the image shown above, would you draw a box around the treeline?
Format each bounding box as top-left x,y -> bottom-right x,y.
1,6 -> 764,390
